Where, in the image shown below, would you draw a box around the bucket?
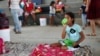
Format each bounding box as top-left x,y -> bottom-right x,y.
39,18 -> 47,26
0,29 -> 10,41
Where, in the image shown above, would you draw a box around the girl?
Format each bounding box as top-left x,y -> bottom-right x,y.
49,1 -> 56,26
79,0 -> 87,29
51,12 -> 85,49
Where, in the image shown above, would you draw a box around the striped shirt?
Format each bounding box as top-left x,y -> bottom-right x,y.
10,0 -> 20,9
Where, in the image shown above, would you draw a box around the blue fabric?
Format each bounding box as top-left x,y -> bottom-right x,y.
11,9 -> 21,32
81,14 -> 87,27
66,24 -> 82,42
32,0 -> 42,5
0,9 -> 4,13
19,2 -> 25,9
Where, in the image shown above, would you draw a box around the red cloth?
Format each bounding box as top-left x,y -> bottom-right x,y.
0,38 -> 4,54
25,2 -> 34,13
55,3 -> 64,9
87,0 -> 100,19
23,0 -> 27,2
30,44 -> 73,56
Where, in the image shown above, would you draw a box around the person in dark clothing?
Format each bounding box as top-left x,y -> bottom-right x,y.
86,0 -> 100,36
79,0 -> 87,29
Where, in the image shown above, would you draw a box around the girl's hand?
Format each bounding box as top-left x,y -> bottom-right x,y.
73,42 -> 78,47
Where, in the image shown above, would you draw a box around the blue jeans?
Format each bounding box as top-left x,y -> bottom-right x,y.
11,9 -> 21,32
81,14 -> 87,27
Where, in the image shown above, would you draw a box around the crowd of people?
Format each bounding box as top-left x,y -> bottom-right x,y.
7,0 -> 100,36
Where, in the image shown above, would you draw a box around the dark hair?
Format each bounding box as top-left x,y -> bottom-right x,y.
50,1 -> 55,6
65,12 -> 75,24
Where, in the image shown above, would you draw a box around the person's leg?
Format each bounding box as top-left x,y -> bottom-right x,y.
96,19 -> 100,26
24,12 -> 29,25
49,16 -> 52,25
49,14 -> 54,26
82,14 -> 86,29
50,42 -> 62,47
11,9 -> 21,33
87,19 -> 96,36
51,16 -> 54,26
19,16 -> 23,26
31,13 -> 36,24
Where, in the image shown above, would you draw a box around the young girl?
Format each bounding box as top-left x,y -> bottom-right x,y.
49,1 -> 56,26
79,0 -> 87,29
51,12 -> 85,49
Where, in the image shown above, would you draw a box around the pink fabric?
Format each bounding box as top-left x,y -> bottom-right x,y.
0,38 -> 4,54
30,44 -> 73,56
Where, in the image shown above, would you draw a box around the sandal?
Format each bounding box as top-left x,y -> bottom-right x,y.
86,33 -> 96,36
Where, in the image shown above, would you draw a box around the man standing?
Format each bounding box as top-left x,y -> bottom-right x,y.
8,0 -> 22,34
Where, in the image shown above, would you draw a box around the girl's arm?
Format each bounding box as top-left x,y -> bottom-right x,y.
61,25 -> 67,39
74,31 -> 85,46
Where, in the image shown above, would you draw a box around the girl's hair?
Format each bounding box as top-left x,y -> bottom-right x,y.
50,1 -> 55,6
65,12 -> 75,24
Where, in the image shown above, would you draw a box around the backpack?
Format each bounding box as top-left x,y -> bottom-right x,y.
0,13 -> 9,29
0,38 -> 4,54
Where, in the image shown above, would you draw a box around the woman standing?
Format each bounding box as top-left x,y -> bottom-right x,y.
86,0 -> 100,36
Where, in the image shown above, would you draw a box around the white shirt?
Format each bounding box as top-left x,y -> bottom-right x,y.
10,0 -> 20,9
66,24 -> 82,42
49,6 -> 56,14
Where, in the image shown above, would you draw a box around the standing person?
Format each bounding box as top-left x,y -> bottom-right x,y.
49,1 -> 56,26
8,0 -> 22,34
24,0 -> 36,25
86,0 -> 100,36
79,0 -> 87,30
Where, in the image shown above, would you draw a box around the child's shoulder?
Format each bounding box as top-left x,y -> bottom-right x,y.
74,24 -> 80,25
74,24 -> 81,28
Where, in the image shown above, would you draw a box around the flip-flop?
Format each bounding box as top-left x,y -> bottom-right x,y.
86,33 -> 96,36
